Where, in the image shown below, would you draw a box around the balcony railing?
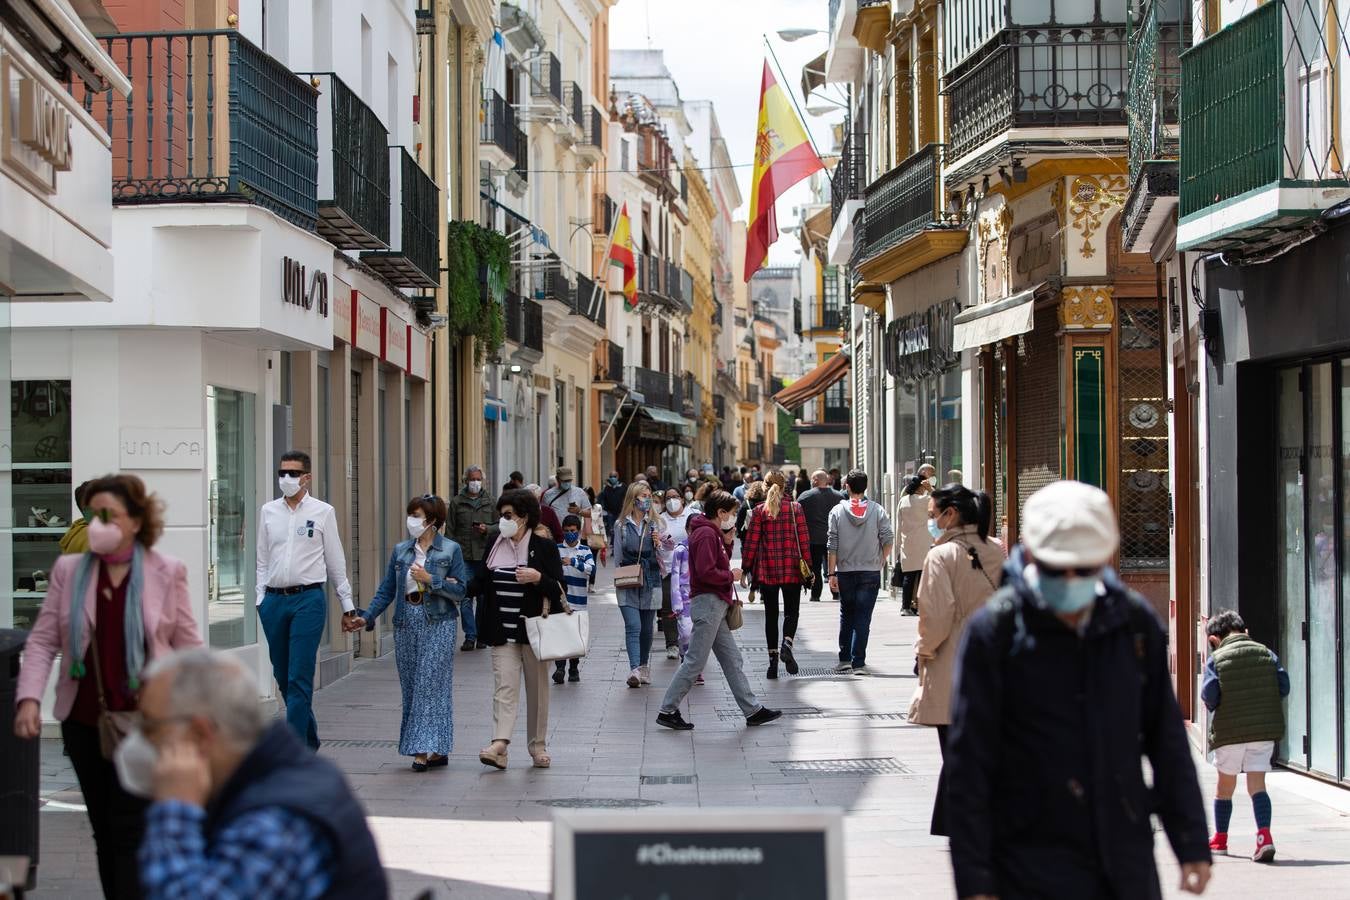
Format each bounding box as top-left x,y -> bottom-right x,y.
831,119 -> 867,226
818,307 -> 843,331
531,52 -> 562,105
540,261 -> 573,307
747,383 -> 761,404
361,148 -> 439,287
713,394 -> 726,420
576,273 -> 605,325
583,106 -> 604,148
307,72 -> 389,249
481,90 -> 517,159
946,26 -> 1128,166
681,372 -> 699,416
504,290 -> 524,343
595,339 -> 624,382
857,143 -> 945,264
1127,0 -> 1189,189
512,126 -> 529,183
523,297 -> 544,352
1179,0 -> 1350,220
748,438 -> 764,461
95,30 -> 318,229
594,193 -> 615,235
823,402 -> 850,424
630,366 -> 675,410
563,82 -> 584,129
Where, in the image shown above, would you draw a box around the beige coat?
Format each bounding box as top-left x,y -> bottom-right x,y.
908,525 -> 1005,726
895,491 -> 933,572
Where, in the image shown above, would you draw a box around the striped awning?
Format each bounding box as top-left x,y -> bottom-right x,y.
773,352 -> 851,410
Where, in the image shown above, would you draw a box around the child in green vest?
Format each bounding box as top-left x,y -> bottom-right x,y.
1201,609 -> 1290,862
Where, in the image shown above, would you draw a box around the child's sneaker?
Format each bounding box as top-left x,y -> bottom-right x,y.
1253,828 -> 1276,863
1208,833 -> 1228,853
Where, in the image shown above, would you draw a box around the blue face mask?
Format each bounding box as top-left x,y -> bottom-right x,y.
563,531 -> 580,545
1029,566 -> 1099,614
927,519 -> 943,540
608,477 -> 619,486
637,498 -> 652,512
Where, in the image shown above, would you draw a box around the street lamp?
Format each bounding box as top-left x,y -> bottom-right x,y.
776,28 -> 823,41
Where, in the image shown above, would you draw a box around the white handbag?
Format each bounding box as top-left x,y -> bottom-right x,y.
525,598 -> 590,661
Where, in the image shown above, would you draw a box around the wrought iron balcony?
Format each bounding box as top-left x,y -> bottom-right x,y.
681,372 -> 699,417
1127,1 -> 1187,190
576,273 -> 605,324
540,261 -> 574,307
512,126 -> 529,184
531,52 -> 562,106
831,119 -> 867,226
308,72 -> 389,249
857,143 -> 946,266
747,383 -> 761,404
819,307 -> 843,331
361,148 -> 440,287
95,30 -> 318,229
522,297 -> 545,352
595,339 -> 624,382
823,402 -> 850,424
563,82 -> 585,130
504,290 -> 524,344
945,26 -> 1128,171
481,90 -> 518,160
582,106 -> 605,150
1177,0 -> 1350,252
629,366 -> 675,410
748,438 -> 764,461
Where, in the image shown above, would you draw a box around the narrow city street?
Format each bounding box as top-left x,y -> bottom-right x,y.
33,565 -> 1350,899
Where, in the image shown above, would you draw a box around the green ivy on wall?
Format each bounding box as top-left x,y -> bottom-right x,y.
445,220 -> 509,363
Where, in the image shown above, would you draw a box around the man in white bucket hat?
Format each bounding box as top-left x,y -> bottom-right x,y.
945,480 -> 1211,900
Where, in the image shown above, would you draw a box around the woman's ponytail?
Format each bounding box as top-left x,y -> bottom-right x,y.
932,483 -> 993,541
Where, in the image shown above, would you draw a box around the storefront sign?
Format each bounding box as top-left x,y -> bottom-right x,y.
884,298 -> 959,383
332,276 -> 353,342
354,292 -> 382,355
1010,213 -> 1060,292
119,428 -> 205,470
381,307 -> 408,370
552,809 -> 843,900
1,51 -> 73,194
282,256 -> 329,317
409,331 -> 430,380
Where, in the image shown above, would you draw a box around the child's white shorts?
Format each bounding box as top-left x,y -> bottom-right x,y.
1209,740 -> 1276,775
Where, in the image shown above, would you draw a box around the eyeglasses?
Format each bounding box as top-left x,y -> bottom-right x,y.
277,469 -> 309,478
1037,563 -> 1101,579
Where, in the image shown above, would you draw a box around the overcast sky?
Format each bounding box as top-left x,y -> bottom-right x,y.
609,0 -> 846,267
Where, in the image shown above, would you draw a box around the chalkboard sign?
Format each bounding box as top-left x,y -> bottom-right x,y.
552,808 -> 845,900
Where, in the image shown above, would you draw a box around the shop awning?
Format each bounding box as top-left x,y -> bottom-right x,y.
951,284 -> 1044,352
773,352 -> 851,410
637,406 -> 696,429
801,51 -> 827,101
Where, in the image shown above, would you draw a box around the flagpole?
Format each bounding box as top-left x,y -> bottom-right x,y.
589,201 -> 621,320
761,34 -> 822,158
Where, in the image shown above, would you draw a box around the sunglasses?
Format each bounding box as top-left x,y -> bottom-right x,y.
83,508 -> 114,524
1037,563 -> 1101,579
277,469 -> 309,478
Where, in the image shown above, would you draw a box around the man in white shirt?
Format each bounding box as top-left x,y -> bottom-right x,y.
542,466 -> 591,520
255,450 -> 356,750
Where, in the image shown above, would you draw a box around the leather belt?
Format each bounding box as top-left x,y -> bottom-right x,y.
405,592 -> 424,605
265,583 -> 324,596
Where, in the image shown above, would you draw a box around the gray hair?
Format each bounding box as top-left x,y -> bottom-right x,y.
464,465 -> 484,478
141,648 -> 266,747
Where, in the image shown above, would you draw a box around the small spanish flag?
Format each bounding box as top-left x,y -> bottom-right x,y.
745,61 -> 825,281
609,202 -> 638,310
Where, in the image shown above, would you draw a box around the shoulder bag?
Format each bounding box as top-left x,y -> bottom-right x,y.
614,521 -> 647,589
791,502 -> 815,587
88,623 -> 140,759
525,595 -> 589,661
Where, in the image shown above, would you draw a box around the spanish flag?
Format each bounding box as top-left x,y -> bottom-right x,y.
609,202 -> 638,310
745,61 -> 825,281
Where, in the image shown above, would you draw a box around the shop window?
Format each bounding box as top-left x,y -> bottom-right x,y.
3,381 -> 73,630
207,386 -> 257,648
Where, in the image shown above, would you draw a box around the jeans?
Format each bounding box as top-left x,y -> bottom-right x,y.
809,543 -> 833,601
761,583 -> 801,648
836,571 -> 881,668
604,513 -> 618,554
659,575 -> 679,648
460,559 -> 485,640
259,585 -> 327,749
901,569 -> 923,612
620,605 -> 656,669
62,719 -> 148,899
660,594 -> 762,717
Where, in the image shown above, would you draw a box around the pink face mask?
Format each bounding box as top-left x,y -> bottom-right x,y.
87,517 -> 126,556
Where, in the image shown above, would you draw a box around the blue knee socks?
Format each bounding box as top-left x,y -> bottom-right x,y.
1214,798 -> 1233,834
1252,792 -> 1272,830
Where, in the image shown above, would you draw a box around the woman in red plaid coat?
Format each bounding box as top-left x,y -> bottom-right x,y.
741,471 -> 813,680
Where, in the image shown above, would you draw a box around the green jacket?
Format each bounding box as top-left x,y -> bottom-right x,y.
1208,633 -> 1285,750
448,489 -> 496,561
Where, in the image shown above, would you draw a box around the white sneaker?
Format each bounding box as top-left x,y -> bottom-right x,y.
639,665 -> 651,684
627,668 -> 641,688
666,646 -> 680,661
852,665 -> 869,676
833,661 -> 853,674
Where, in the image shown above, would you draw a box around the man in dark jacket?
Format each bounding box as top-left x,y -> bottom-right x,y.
797,470 -> 845,602
947,481 -> 1211,900
597,470 -> 627,554
134,648 -> 387,899
448,466 -> 494,650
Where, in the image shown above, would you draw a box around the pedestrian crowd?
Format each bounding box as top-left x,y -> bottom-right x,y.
12,453 -> 1287,899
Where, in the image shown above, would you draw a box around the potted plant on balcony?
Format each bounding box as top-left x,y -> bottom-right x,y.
446,221 -> 510,363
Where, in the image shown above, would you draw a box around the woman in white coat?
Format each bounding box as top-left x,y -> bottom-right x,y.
894,474 -> 933,615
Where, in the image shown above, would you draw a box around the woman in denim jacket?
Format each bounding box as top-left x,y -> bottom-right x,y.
616,481 -> 663,688
349,495 -> 469,771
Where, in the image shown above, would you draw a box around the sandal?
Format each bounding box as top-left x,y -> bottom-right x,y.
529,745 -> 552,768
427,754 -> 448,768
411,754 -> 429,772
479,742 -> 508,770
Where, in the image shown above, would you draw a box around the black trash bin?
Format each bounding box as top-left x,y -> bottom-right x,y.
0,629 -> 39,893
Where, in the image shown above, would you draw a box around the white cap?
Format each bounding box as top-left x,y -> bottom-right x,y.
1021,480 -> 1119,568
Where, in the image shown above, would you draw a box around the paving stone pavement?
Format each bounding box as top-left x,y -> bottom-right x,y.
30,563 -> 1350,898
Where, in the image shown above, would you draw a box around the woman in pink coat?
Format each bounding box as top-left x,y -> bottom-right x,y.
13,473 -> 201,899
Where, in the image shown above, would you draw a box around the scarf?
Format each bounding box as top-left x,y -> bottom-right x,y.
67,543 -> 147,691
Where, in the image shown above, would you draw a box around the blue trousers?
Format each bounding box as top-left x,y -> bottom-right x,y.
259,586 -> 327,749
461,559 -> 485,641
837,571 -> 881,668
619,605 -> 656,669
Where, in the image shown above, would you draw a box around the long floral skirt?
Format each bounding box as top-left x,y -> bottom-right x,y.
395,603 -> 457,756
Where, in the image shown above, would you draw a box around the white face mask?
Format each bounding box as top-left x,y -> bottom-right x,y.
498,517 -> 519,539
278,474 -> 303,498
666,498 -> 682,514
467,480 -> 482,494
407,516 -> 428,539
113,729 -> 158,798
684,491 -> 694,502
720,515 -> 736,532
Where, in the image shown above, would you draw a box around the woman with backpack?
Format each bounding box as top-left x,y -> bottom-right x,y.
741,472 -> 813,679
909,483 -> 1004,836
